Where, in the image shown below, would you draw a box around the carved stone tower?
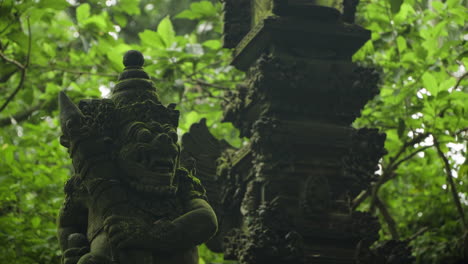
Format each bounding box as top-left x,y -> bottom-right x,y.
218,1 -> 386,263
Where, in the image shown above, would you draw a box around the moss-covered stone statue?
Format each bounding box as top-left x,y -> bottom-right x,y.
57,50 -> 218,264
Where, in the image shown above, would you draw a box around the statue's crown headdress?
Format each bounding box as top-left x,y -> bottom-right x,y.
111,50 -> 179,128
59,50 -> 180,149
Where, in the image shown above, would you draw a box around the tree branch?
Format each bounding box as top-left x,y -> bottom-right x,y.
368,145 -> 431,212
353,143 -> 430,211
43,67 -> 118,77
388,133 -> 430,167
374,195 -> 399,240
0,104 -> 41,127
0,17 -> 31,113
186,59 -> 224,79
189,78 -> 231,90
358,133 -> 430,211
0,69 -> 26,113
454,71 -> 468,90
0,68 -> 19,83
408,226 -> 430,241
0,51 -> 25,69
352,190 -> 369,211
455,127 -> 468,136
0,18 -> 15,35
388,145 -> 433,175
434,137 -> 467,230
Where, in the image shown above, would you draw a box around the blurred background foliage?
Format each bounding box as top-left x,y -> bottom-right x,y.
0,0 -> 466,263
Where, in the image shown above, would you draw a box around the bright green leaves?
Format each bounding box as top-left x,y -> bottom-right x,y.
113,0 -> 140,15
393,3 -> 415,24
1,144 -> 16,165
139,29 -> 165,48
396,36 -> 406,53
158,16 -> 176,47
355,0 -> 468,262
31,216 -> 41,228
421,72 -> 438,95
76,3 -> 113,33
431,1 -> 445,12
37,0 -> 69,10
139,17 -> 175,49
76,3 -> 90,25
203,39 -> 222,50
176,1 -> 218,20
105,42 -> 133,72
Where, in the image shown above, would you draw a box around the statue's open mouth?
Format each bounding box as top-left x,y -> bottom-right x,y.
137,153 -> 174,174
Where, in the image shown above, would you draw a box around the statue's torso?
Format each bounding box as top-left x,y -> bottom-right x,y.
81,181 -> 197,264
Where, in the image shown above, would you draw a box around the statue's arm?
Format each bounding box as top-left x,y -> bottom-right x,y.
57,196 -> 88,251
171,198 -> 218,248
104,198 -> 217,251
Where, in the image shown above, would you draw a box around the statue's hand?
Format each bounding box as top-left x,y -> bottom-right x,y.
151,218 -> 181,251
104,215 -> 148,249
62,246 -> 89,264
62,233 -> 89,264
104,216 -> 180,250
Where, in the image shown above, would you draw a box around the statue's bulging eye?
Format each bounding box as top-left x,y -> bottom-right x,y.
149,122 -> 163,133
137,129 -> 152,143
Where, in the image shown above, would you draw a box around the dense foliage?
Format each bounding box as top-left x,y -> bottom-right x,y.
0,0 -> 466,263
354,1 -> 467,263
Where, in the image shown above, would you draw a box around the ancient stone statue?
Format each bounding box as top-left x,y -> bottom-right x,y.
57,50 -> 218,264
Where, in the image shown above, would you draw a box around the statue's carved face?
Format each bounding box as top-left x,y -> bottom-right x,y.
118,121 -> 179,189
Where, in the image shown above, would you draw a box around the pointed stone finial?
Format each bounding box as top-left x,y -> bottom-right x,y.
117,50 -> 150,81
112,50 -> 158,104
123,50 -> 144,69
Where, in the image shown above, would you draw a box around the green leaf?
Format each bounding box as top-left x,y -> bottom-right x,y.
447,0 -> 460,7
433,21 -> 449,38
2,144 -> 14,164
31,216 -> 41,228
191,1 -> 217,17
38,0 -> 69,10
401,52 -> 417,64
84,15 -> 108,31
76,3 -> 90,25
157,16 -> 175,47
422,72 -> 438,94
139,30 -> 165,49
176,10 -> 200,20
394,3 -> 415,23
396,36 -> 407,53
116,0 -> 140,15
459,164 -> 468,179
436,91 -> 449,99
439,78 -> 456,92
114,13 -> 127,27
431,1 -> 444,12
389,0 -> 404,14
203,40 -> 222,50
23,88 -> 34,105
176,1 -> 217,20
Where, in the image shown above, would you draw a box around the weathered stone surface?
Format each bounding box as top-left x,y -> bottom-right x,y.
181,1 -> 411,263
57,51 -> 217,264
